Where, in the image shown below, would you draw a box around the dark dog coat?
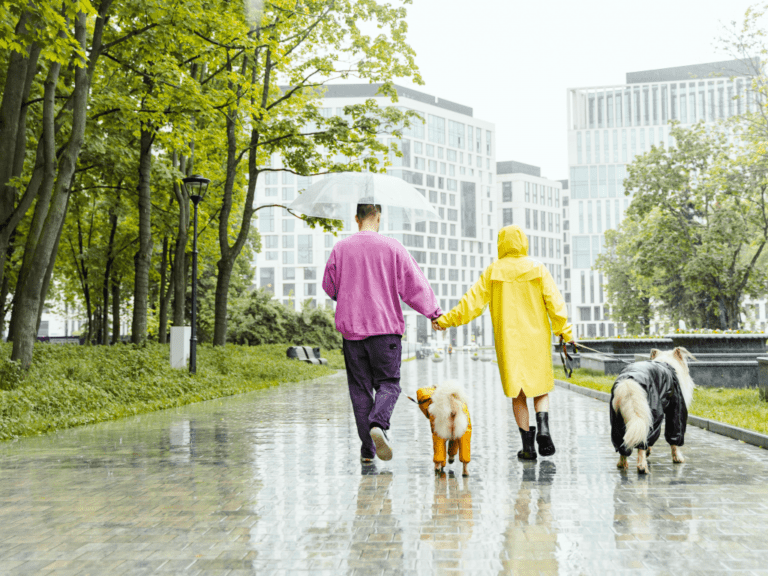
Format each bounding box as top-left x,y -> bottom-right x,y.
609,361 -> 688,457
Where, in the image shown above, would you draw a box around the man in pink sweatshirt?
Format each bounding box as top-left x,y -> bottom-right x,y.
323,203 -> 442,463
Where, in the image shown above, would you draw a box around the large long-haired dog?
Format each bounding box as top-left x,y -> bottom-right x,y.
417,380 -> 472,476
610,347 -> 696,474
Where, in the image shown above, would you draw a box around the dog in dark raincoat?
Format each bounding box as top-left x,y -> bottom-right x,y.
610,347 -> 696,474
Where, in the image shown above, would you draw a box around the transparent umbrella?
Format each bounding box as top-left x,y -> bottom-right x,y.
287,172 -> 439,224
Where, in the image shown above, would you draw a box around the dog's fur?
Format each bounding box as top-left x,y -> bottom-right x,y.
612,347 -> 696,474
427,380 -> 470,476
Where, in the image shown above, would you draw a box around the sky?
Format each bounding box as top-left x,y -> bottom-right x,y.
397,0 -> 760,181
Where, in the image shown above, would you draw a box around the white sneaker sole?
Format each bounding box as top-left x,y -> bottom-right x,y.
370,428 -> 392,461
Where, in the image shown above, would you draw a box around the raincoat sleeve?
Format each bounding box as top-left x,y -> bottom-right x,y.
321,247 -> 338,301
541,266 -> 573,342
398,249 -> 442,320
436,267 -> 491,329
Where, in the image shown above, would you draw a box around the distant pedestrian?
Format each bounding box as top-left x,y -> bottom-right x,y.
323,203 -> 442,463
433,225 -> 574,460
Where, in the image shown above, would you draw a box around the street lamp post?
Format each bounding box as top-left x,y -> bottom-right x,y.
182,175 -> 210,375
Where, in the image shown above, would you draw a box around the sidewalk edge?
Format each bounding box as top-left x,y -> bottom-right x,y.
554,379 -> 768,450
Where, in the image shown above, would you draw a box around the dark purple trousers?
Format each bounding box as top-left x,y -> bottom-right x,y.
342,335 -> 402,459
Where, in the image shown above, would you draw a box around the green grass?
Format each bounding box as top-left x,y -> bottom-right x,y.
0,342 -> 345,442
553,366 -> 768,436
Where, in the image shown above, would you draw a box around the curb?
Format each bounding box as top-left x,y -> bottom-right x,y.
554,379 -> 768,450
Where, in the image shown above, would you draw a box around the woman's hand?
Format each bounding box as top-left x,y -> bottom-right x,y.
431,317 -> 446,331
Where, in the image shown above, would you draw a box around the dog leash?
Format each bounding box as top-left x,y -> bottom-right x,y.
573,342 -> 634,364
559,341 -> 576,378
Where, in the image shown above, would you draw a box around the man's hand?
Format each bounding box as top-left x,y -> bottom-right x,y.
431,317 -> 446,331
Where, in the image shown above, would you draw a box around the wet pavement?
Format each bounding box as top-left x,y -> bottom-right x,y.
2,352 -> 768,575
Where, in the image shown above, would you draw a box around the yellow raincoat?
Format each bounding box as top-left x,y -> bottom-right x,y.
437,225 -> 573,398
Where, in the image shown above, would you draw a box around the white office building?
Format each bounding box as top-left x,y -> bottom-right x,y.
253,84 -> 497,347
495,161 -> 565,297
566,59 -> 767,337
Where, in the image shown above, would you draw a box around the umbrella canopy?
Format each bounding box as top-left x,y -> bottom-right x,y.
287,172 -> 439,224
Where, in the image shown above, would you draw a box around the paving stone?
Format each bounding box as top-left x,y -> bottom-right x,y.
2,355 -> 768,574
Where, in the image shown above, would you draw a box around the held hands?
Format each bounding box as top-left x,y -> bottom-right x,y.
431,316 -> 447,331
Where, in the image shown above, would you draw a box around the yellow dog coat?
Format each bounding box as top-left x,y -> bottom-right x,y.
417,385 -> 472,466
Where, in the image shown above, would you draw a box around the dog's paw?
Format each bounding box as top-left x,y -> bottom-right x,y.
637,463 -> 649,474
448,457 -> 455,464
617,456 -> 628,470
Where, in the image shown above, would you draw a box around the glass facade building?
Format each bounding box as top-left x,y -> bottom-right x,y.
495,161 -> 565,304
253,84 -> 496,347
566,59 -> 765,336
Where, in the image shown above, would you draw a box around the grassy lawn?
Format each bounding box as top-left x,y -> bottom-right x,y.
553,366 -> 768,436
0,343 -> 345,442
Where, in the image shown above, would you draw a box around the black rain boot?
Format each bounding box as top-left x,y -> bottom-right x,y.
536,412 -> 556,457
517,427 -> 537,460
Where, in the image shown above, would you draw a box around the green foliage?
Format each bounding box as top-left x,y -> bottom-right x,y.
0,341 -> 340,441
553,366 -> 768,435
227,288 -> 342,350
594,222 -> 653,335
603,122 -> 768,330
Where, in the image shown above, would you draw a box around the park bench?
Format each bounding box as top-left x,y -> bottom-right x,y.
286,346 -> 328,365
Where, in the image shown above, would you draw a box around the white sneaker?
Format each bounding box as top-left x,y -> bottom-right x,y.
370,427 -> 393,461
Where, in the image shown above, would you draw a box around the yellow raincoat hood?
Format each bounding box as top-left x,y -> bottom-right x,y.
490,225 -> 545,285
437,225 -> 573,398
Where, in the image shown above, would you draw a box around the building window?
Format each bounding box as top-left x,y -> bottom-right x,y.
503,208 -> 513,226
525,208 -> 531,229
305,283 -> 316,296
260,207 -> 275,232
448,120 -> 465,149
525,182 -> 531,202
502,181 -> 512,202
577,132 -> 582,164
298,235 -> 313,264
428,115 -> 446,144
283,283 -> 295,297
573,236 -> 590,269
579,306 -> 591,321
260,268 -> 275,293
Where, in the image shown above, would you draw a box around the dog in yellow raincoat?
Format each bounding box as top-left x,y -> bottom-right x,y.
434,225 -> 573,461
417,381 -> 472,476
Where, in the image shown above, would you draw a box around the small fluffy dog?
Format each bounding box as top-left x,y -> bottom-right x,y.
610,347 -> 696,474
417,380 -> 472,476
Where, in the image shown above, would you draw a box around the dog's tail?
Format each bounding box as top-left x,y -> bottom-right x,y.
612,379 -> 652,450
448,395 -> 468,439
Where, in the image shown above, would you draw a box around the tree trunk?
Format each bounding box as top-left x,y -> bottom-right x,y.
172,152 -> 189,326
214,259 -> 234,345
101,202 -> 118,345
0,29 -> 41,291
36,210 -> 68,338
7,59 -> 62,344
130,124 -> 155,344
158,236 -> 169,343
11,12 -> 95,368
0,271 -> 8,339
111,276 -> 121,345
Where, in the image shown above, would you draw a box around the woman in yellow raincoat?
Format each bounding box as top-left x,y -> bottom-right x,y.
433,225 -> 574,460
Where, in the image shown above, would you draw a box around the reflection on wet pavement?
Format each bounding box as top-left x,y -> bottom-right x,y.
2,353 -> 768,575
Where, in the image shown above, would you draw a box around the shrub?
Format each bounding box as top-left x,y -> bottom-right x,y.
228,289 -> 342,350
0,342 -> 339,441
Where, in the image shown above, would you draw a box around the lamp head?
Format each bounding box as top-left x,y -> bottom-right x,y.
182,175 -> 210,205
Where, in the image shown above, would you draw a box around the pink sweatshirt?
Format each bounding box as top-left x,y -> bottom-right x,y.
322,231 -> 442,340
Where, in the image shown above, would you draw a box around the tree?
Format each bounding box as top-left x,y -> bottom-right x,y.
188,0 -> 423,346
620,122 -> 768,330
594,222 -> 653,335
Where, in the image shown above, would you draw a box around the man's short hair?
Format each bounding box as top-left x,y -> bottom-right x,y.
356,203 -> 382,221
